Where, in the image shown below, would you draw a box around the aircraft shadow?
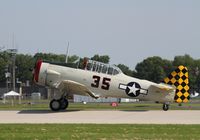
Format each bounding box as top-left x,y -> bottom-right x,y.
120,110 -> 149,112
18,109 -> 81,114
117,104 -> 153,112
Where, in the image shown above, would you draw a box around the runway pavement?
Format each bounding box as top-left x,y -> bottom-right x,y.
0,110 -> 199,124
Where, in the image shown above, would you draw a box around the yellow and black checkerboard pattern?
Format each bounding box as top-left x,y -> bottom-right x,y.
163,65 -> 190,103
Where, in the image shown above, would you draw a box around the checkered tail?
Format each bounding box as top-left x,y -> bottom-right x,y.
163,65 -> 190,103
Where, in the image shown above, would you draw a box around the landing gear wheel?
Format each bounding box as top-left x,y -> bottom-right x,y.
50,99 -> 61,111
60,98 -> 69,110
163,103 -> 169,111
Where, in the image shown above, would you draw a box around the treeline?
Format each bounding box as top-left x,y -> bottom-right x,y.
0,52 -> 200,91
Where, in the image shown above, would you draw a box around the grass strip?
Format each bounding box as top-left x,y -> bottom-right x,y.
0,124 -> 199,140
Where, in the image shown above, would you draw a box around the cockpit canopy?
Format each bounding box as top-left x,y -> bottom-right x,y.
44,57 -> 122,76
81,58 -> 122,75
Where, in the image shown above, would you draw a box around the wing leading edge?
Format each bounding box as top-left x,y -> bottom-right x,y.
56,80 -> 99,99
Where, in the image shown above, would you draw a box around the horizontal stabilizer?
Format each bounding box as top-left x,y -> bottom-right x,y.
148,84 -> 176,102
151,83 -> 175,91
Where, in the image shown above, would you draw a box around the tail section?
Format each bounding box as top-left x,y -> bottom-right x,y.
163,65 -> 190,103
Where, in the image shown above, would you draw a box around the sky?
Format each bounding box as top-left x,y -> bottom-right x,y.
0,0 -> 200,69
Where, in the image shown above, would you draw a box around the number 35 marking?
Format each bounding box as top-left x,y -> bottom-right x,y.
91,75 -> 111,90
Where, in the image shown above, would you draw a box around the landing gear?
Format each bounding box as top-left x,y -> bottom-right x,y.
162,103 -> 169,111
60,98 -> 69,110
49,98 -> 69,111
50,99 -> 61,111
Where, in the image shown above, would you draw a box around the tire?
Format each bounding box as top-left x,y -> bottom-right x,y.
50,99 -> 61,111
163,104 -> 169,111
60,98 -> 69,110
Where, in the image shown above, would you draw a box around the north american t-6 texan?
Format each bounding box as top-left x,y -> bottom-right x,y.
32,58 -> 190,111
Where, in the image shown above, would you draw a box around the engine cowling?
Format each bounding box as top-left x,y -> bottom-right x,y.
33,60 -> 49,86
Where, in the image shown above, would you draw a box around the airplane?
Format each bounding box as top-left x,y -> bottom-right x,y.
32,58 -> 190,111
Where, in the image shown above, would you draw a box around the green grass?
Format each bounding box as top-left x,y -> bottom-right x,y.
0,124 -> 199,140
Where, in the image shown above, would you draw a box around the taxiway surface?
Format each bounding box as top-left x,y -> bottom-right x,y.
0,110 -> 199,124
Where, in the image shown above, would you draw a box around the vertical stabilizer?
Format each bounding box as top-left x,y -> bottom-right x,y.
163,65 -> 190,103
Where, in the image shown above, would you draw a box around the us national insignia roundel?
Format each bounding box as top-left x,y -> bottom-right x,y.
125,82 -> 141,97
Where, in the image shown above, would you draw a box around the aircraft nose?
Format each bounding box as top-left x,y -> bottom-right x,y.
32,59 -> 43,83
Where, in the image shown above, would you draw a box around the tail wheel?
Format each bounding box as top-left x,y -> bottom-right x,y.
163,103 -> 169,111
50,99 -> 61,111
60,98 -> 69,110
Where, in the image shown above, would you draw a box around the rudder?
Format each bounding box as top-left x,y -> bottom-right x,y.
163,65 -> 190,103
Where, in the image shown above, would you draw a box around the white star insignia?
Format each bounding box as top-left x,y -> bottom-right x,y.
128,83 -> 140,96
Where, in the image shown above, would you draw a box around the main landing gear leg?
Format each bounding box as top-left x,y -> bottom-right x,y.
49,97 -> 69,111
162,103 -> 169,111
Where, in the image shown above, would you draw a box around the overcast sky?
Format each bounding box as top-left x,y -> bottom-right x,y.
0,0 -> 200,69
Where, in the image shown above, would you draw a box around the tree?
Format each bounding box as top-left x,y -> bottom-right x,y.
173,54 -> 194,67
117,64 -> 133,76
135,56 -> 170,83
173,54 -> 196,89
0,51 -> 199,91
33,53 -> 79,63
91,54 -> 110,64
189,59 -> 200,90
67,55 -> 79,63
15,54 -> 35,82
33,53 -> 65,62
0,52 -> 10,82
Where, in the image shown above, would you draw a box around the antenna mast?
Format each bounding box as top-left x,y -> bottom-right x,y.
65,41 -> 70,63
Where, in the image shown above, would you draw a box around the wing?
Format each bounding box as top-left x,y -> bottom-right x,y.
148,83 -> 176,102
55,80 -> 99,99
